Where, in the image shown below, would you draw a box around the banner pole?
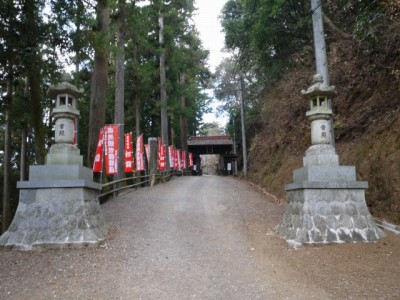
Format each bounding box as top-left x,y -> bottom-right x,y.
100,127 -> 105,185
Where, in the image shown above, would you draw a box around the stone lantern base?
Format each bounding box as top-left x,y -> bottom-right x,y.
277,145 -> 384,244
0,165 -> 107,250
46,143 -> 84,165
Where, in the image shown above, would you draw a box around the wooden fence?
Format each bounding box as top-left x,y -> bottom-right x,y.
98,169 -> 192,201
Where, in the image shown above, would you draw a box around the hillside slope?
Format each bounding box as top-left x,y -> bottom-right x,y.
247,20 -> 400,224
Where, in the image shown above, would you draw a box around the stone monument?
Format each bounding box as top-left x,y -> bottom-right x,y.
0,74 -> 107,250
276,74 -> 384,244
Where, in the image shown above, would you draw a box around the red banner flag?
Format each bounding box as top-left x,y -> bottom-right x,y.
189,152 -> 194,167
182,150 -> 187,169
136,134 -> 145,171
104,125 -> 118,175
176,149 -> 181,170
157,138 -> 161,170
162,145 -> 167,170
169,146 -> 175,169
145,144 -> 150,162
105,125 -> 118,175
158,138 -> 166,171
124,133 -> 134,172
175,148 -> 179,169
157,138 -> 161,167
93,128 -> 105,172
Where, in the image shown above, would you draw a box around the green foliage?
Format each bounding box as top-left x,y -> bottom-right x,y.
149,0 -> 211,143
221,0 -> 312,82
0,0 -> 65,164
354,0 -> 388,47
0,0 -> 211,175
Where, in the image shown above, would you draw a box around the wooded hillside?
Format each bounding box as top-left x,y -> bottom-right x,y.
219,0 -> 400,223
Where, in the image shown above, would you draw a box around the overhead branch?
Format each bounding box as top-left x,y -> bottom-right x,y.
323,13 -> 353,40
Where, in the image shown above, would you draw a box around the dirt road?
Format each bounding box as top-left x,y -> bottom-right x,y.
0,176 -> 399,299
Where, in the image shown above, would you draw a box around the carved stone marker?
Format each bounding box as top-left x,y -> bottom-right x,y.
0,74 -> 107,250
277,74 -> 384,244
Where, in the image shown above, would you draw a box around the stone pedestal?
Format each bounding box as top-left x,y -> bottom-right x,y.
0,75 -> 107,250
46,143 -> 83,165
277,74 -> 383,244
0,164 -> 107,250
277,144 -> 384,244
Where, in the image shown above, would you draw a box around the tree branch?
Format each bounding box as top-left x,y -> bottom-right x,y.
323,13 -> 353,40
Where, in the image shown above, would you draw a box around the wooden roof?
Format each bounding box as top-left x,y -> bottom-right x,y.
187,136 -> 233,146
187,136 -> 234,155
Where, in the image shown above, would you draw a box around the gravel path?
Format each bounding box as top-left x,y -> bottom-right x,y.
0,175 -> 399,299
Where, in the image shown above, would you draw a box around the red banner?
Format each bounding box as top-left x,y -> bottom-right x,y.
176,149 -> 181,170
182,150 -> 187,169
124,133 -> 134,173
175,148 -> 179,169
93,128 -> 104,172
157,138 -> 161,168
189,152 -> 193,167
169,146 -> 175,169
136,134 -> 145,171
105,125 -> 118,175
145,144 -> 150,162
158,138 -> 166,171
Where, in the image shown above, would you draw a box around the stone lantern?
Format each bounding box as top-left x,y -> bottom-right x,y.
303,74 -> 334,146
0,74 -> 107,250
276,74 -> 383,244
300,74 -> 339,167
46,73 -> 83,165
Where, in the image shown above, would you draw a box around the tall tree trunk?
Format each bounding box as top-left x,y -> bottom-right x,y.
232,117 -> 238,176
74,0 -> 84,87
20,125 -> 27,181
20,77 -> 29,181
135,98 -> 141,136
2,78 -> 12,233
25,0 -> 46,164
28,68 -> 46,164
170,115 -> 175,146
73,0 -> 84,147
179,73 -> 188,167
114,0 -> 126,182
240,75 -> 247,177
159,9 -> 169,146
87,0 -> 110,167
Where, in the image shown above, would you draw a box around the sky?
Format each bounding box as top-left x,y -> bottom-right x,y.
193,0 -> 228,73
192,0 -> 230,128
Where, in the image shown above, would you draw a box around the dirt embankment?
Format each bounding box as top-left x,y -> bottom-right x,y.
247,20 -> 400,224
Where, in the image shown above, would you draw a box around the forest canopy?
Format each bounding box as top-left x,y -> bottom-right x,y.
0,0 -> 211,231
